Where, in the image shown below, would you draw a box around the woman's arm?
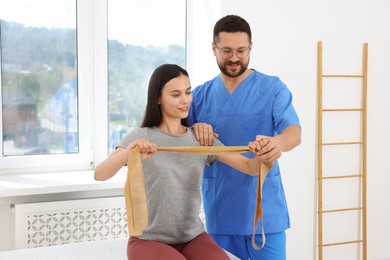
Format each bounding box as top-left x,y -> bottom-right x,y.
254,125 -> 301,163
216,139 -> 268,176
94,147 -> 128,181
94,139 -> 157,181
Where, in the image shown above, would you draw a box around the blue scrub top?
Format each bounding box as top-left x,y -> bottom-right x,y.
189,70 -> 301,235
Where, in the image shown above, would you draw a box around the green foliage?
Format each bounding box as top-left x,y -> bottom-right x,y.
1,20 -> 185,127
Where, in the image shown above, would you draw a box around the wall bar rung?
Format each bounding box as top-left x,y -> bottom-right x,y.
322,141 -> 362,146
322,174 -> 363,180
323,75 -> 363,78
323,240 -> 364,247
322,207 -> 363,213
322,108 -> 363,112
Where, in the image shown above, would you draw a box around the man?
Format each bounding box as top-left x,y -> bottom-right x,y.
189,15 -> 301,260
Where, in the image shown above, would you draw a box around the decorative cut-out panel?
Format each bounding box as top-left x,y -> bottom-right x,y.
14,197 -> 128,249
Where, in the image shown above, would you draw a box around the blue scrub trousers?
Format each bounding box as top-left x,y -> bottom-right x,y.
211,232 -> 286,260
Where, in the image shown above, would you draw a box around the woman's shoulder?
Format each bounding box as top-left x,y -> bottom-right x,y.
125,127 -> 146,137
119,127 -> 151,147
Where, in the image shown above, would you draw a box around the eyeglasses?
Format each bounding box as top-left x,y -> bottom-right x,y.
214,45 -> 251,59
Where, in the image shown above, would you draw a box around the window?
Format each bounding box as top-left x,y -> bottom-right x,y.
0,0 -> 187,173
1,0 -> 78,157
107,0 -> 186,153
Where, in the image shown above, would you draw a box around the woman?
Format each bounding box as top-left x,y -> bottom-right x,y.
94,64 -> 266,260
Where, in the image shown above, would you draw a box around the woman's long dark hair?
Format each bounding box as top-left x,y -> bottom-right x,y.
141,64 -> 190,128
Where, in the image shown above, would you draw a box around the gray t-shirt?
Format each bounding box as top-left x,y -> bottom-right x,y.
119,127 -> 222,244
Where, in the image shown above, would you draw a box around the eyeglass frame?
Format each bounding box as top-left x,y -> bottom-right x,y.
213,43 -> 252,59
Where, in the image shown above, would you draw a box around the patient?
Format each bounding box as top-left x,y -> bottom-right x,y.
94,64 -> 267,260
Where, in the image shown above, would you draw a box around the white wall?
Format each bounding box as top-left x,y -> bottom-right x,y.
1,1 -> 389,258
206,1 -> 389,260
187,0 -> 221,87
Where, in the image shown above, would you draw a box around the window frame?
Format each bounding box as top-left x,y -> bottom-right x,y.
0,0 -> 97,174
0,0 -> 219,175
0,0 -> 185,174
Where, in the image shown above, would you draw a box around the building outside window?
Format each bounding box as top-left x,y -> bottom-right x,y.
1,0 -> 78,157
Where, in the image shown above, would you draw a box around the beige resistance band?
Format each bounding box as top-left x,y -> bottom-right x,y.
124,146 -> 273,250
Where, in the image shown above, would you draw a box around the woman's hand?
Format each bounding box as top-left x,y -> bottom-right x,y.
126,138 -> 158,160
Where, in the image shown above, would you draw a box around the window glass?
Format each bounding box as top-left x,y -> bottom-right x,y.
107,0 -> 186,152
0,0 -> 78,156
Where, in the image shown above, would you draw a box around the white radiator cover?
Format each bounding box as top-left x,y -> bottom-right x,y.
14,196 -> 128,249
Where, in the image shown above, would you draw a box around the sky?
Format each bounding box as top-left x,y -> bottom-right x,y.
0,0 -> 186,47
107,0 -> 186,46
0,0 -> 76,29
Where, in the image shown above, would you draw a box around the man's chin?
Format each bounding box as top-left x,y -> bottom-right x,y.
221,68 -> 245,78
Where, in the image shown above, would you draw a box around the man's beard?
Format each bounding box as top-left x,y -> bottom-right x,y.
218,60 -> 248,78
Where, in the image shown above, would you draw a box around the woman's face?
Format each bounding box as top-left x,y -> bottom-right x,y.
158,74 -> 192,120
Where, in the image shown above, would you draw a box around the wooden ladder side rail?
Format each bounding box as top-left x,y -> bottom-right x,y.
317,41 -> 324,260
317,41 -> 368,260
362,42 -> 368,260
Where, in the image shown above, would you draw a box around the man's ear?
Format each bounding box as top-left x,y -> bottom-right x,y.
212,42 -> 217,56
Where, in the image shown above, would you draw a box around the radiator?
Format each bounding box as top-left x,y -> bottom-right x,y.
14,196 -> 128,249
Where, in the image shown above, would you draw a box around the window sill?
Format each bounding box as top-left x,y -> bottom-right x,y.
0,169 -> 126,198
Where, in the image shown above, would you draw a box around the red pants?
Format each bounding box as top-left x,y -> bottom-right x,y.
127,232 -> 230,260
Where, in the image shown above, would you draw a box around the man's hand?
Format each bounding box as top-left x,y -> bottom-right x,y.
192,123 -> 219,146
249,135 -> 282,163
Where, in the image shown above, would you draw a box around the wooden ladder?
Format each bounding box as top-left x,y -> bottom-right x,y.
317,41 -> 368,260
